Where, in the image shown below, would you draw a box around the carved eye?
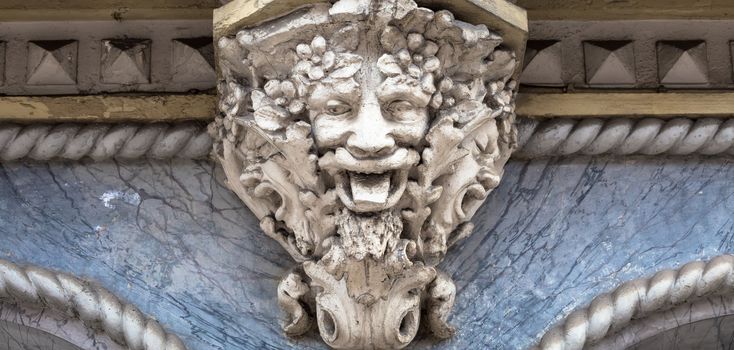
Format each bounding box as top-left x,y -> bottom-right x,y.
325,100 -> 352,116
387,100 -> 415,114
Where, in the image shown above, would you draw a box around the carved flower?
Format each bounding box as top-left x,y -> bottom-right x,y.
252,90 -> 293,132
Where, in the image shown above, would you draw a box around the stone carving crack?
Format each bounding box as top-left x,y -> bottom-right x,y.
211,0 -> 526,348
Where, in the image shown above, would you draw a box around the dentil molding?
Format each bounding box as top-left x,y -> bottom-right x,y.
210,0 -> 527,348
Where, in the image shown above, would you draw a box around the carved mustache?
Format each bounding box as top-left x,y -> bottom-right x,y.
319,148 -> 420,174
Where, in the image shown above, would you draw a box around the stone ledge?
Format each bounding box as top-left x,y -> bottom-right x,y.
0,94 -> 216,122
517,92 -> 734,118
3,92 -> 734,122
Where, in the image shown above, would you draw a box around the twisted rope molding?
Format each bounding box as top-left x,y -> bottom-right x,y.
2,117 -> 734,161
535,254 -> 734,350
515,117 -> 734,158
0,122 -> 212,161
0,259 -> 187,350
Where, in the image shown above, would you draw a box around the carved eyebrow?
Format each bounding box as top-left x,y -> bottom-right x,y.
308,83 -> 360,106
376,83 -> 431,107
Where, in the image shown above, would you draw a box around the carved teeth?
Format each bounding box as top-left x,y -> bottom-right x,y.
349,172 -> 391,207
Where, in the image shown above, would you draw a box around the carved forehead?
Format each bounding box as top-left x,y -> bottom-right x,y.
218,0 -> 514,84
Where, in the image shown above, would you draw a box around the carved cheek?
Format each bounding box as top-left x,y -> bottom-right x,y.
312,113 -> 352,149
389,109 -> 430,146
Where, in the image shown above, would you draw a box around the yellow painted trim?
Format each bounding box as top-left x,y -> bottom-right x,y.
0,94 -> 217,122
3,92 -> 734,123
517,93 -> 734,118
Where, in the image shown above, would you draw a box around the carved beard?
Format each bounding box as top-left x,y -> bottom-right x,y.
335,209 -> 403,261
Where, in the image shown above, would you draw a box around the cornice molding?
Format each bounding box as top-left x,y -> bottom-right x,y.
5,92 -> 734,122
517,93 -> 734,119
0,122 -> 211,161
521,20 -> 734,90
0,95 -> 215,122
4,0 -> 734,21
0,0 -> 218,21
0,258 -> 187,350
5,116 -> 734,162
516,117 -> 734,158
0,21 -> 215,95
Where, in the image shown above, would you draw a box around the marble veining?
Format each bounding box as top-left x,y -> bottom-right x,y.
0,302 -> 122,350
0,319 -> 82,350
0,156 -> 733,349
596,295 -> 734,349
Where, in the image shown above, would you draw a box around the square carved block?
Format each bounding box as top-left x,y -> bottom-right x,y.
584,40 -> 636,86
521,40 -> 563,86
101,39 -> 151,85
27,40 -> 78,85
657,40 -> 708,86
172,37 -> 215,83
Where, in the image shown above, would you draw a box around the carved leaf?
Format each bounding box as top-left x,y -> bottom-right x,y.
425,272 -> 456,339
277,272 -> 312,336
420,117 -> 469,183
300,189 -> 338,256
268,122 -> 320,192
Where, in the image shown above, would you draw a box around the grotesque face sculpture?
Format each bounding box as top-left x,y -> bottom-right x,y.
212,0 -> 522,348
310,63 -> 429,213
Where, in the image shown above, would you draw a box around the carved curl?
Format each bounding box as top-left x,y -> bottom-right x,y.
277,271 -> 312,336
213,0 -> 518,264
212,0 -> 522,348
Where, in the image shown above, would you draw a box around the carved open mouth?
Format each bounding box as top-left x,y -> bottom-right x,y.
335,169 -> 408,213
319,148 -> 419,213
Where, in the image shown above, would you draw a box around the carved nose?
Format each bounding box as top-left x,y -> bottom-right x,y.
346,131 -> 395,158
346,96 -> 396,158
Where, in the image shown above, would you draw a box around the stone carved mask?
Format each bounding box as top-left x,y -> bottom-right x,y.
212,0 -> 520,348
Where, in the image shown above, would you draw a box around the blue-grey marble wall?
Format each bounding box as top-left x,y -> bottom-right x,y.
0,157 -> 732,349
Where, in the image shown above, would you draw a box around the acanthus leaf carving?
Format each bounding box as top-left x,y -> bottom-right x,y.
211,0 -> 526,348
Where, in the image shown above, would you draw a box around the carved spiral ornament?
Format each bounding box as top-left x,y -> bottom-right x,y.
211,0 -> 527,348
516,117 -> 734,158
0,259 -> 186,350
536,254 -> 734,350
3,117 -> 734,162
0,122 -> 211,161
